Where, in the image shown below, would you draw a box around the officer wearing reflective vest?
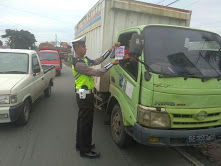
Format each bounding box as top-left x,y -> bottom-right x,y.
72,36 -> 119,159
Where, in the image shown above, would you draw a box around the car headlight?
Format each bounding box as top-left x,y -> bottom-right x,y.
0,95 -> 17,104
137,105 -> 171,129
10,95 -> 17,104
0,95 -> 10,104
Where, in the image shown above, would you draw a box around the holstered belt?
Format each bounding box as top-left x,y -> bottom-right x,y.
76,89 -> 94,94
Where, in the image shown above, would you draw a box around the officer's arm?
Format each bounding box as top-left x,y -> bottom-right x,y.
88,46 -> 115,66
75,62 -> 107,77
75,60 -> 117,77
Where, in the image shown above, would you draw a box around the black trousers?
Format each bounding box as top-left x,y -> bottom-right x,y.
76,93 -> 94,153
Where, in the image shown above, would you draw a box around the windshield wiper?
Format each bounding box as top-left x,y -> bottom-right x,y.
133,57 -> 154,72
215,75 -> 221,81
201,75 -> 221,82
159,73 -> 196,80
201,77 -> 213,82
1,71 -> 27,74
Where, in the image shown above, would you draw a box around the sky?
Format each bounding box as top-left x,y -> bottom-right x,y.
0,0 -> 220,46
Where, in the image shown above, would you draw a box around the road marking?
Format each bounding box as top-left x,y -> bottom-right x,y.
174,147 -> 205,166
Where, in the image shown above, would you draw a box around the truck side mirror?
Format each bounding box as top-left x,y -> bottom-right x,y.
129,34 -> 144,57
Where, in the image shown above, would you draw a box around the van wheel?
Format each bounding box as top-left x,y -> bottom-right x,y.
44,82 -> 52,97
15,99 -> 30,126
111,104 -> 131,148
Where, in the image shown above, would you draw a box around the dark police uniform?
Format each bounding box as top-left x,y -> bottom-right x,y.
72,36 -> 113,155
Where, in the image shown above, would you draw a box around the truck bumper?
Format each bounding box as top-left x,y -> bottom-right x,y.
0,103 -> 23,123
55,67 -> 61,72
133,122 -> 221,146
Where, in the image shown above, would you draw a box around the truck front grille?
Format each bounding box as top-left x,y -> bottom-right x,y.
171,112 -> 221,129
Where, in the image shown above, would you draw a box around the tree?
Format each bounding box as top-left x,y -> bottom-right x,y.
0,40 -> 3,46
1,29 -> 37,49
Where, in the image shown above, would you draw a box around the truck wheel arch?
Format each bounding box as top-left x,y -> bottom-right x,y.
104,96 -> 118,125
105,92 -> 136,126
111,103 -> 132,147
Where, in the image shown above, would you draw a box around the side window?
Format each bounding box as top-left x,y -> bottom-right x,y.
32,54 -> 40,73
118,32 -> 138,81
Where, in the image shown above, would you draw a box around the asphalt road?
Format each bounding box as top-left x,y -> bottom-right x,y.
0,65 -> 193,166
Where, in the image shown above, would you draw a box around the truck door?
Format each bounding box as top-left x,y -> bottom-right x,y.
114,30 -> 141,119
32,54 -> 45,101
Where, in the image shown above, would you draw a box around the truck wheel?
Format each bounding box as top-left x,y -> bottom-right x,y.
44,82 -> 51,97
111,104 -> 131,148
15,99 -> 31,126
57,71 -> 61,76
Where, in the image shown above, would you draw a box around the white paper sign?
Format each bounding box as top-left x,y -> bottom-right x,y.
115,46 -> 125,60
125,81 -> 134,99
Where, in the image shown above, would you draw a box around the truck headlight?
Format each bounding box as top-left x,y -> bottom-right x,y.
137,105 -> 171,129
0,95 -> 10,104
0,95 -> 17,104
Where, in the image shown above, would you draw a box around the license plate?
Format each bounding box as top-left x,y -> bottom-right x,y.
187,134 -> 216,145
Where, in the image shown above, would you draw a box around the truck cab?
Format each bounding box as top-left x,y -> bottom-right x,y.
38,50 -> 62,76
108,25 -> 221,147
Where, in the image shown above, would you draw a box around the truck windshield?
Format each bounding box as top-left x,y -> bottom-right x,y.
39,52 -> 59,60
144,26 -> 221,78
0,53 -> 28,74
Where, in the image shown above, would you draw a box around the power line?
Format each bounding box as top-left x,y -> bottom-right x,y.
166,0 -> 180,6
183,0 -> 201,8
0,3 -> 73,24
0,18 -> 29,30
156,0 -> 166,5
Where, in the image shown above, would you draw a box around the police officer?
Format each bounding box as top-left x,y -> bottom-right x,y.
72,36 -> 119,159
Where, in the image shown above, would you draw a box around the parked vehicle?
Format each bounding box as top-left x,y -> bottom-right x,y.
39,42 -> 62,76
0,49 -> 56,126
75,0 -> 221,147
55,42 -> 72,60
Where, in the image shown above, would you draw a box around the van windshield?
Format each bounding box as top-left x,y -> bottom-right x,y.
0,53 -> 28,74
39,52 -> 59,60
144,26 -> 221,78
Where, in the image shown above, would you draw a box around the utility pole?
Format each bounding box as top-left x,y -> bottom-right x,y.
13,35 -> 14,49
55,34 -> 57,47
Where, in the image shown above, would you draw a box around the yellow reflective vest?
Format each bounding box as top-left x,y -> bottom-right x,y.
72,57 -> 94,90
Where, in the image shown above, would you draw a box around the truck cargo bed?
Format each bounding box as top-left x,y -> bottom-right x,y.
74,0 -> 191,92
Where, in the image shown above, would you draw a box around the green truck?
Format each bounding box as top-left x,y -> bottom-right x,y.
107,24 -> 221,147
74,0 -> 221,147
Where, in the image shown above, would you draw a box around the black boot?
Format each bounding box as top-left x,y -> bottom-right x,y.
80,151 -> 100,159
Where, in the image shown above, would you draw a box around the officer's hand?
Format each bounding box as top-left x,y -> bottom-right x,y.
112,59 -> 119,65
109,45 -> 115,52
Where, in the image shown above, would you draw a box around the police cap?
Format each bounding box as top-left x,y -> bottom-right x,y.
72,36 -> 86,47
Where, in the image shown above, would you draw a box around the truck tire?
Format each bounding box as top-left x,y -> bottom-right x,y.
15,99 -> 30,126
44,82 -> 51,97
111,104 -> 132,148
